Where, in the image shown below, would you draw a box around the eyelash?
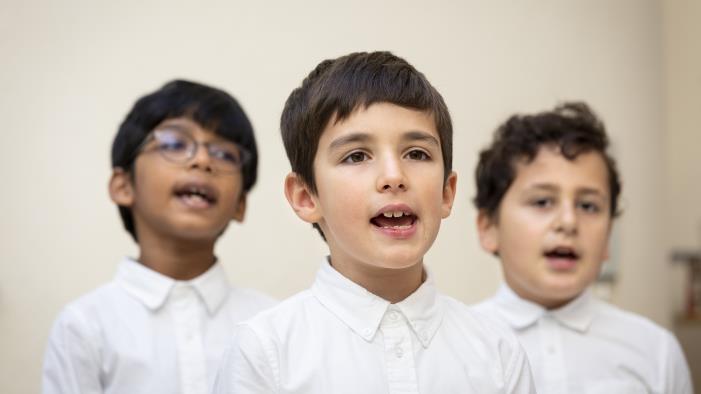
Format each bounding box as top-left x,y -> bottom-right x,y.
578,201 -> 601,213
531,197 -> 553,208
405,149 -> 431,161
529,198 -> 602,213
341,148 -> 432,162
341,151 -> 370,164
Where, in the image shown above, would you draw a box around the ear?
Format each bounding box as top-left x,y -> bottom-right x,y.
231,194 -> 247,222
109,168 -> 134,207
602,222 -> 613,261
476,210 -> 499,255
284,172 -> 322,224
440,171 -> 458,218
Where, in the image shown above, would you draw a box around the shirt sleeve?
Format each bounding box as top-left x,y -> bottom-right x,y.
42,307 -> 103,394
211,324 -> 278,394
663,331 -> 694,394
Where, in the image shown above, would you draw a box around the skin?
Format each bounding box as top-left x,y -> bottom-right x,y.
109,117 -> 246,280
285,102 -> 457,303
477,146 -> 613,309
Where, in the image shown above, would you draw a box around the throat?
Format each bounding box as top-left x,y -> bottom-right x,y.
137,237 -> 216,280
329,257 -> 425,303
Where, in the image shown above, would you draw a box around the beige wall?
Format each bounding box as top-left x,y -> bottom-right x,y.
0,1 -> 681,393
663,0 -> 701,388
664,1 -> 701,249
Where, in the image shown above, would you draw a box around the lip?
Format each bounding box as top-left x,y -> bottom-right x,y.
172,179 -> 219,209
543,245 -> 579,271
373,203 -> 415,217
371,203 -> 418,239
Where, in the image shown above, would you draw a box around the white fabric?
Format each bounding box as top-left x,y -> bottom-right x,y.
42,257 -> 276,394
474,283 -> 694,394
213,260 -> 536,394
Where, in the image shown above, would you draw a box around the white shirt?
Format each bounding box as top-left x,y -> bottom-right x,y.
474,284 -> 694,394
42,257 -> 276,394
213,260 -> 536,394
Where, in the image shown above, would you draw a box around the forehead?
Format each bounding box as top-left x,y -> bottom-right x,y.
319,102 -> 438,146
511,146 -> 610,193
154,116 -> 228,141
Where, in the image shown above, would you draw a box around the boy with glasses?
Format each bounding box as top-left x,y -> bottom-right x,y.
42,80 -> 275,394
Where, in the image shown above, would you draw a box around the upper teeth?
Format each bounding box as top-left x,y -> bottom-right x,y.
189,187 -> 206,196
383,211 -> 410,218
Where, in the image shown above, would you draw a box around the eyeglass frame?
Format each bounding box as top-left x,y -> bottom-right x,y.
128,127 -> 252,174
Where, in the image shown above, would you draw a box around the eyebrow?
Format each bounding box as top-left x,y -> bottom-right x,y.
403,130 -> 440,147
528,183 -> 607,197
156,121 -> 192,133
328,130 -> 440,151
328,132 -> 371,151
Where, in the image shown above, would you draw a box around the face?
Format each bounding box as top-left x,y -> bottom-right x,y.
286,102 -> 457,275
478,146 -> 612,309
110,117 -> 246,243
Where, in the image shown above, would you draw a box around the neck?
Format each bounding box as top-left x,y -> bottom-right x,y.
504,276 -> 577,310
329,257 -> 425,303
137,233 -> 216,280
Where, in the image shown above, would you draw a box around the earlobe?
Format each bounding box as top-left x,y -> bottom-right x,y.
476,210 -> 499,254
284,172 -> 322,224
440,171 -> 458,218
109,168 -> 134,207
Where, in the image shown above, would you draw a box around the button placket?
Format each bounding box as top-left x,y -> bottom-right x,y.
171,285 -> 208,394
380,308 -> 419,394
538,315 -> 567,393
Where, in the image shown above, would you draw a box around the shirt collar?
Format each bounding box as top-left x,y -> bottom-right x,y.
311,258 -> 443,348
490,282 -> 595,333
393,269 -> 443,348
116,257 -> 230,315
549,288 -> 596,332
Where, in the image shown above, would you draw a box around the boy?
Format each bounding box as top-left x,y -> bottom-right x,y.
213,51 -> 535,393
42,80 -> 275,394
473,102 -> 693,393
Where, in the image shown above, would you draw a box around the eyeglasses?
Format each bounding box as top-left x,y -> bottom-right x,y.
133,128 -> 251,174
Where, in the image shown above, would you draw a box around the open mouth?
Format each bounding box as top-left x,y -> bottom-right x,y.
174,183 -> 218,206
370,210 -> 417,229
543,246 -> 579,271
544,246 -> 579,262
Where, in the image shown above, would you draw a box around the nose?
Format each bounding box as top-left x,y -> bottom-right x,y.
554,203 -> 578,236
376,155 -> 407,192
188,142 -> 214,173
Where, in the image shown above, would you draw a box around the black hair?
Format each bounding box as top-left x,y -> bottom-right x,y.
111,79 -> 257,241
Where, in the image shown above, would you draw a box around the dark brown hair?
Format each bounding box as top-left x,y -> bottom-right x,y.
474,101 -> 621,218
281,51 -> 453,194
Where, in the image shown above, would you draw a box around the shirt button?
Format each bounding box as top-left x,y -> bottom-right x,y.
394,347 -> 404,358
389,311 -> 399,321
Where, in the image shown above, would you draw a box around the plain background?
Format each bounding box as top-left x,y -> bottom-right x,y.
1,1 -> 699,392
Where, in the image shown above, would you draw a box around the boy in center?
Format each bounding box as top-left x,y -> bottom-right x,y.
213,51 -> 535,393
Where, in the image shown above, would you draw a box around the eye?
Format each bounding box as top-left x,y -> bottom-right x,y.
405,149 -> 430,161
531,197 -> 554,208
155,131 -> 189,152
578,201 -> 601,213
209,145 -> 243,165
342,151 -> 370,164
